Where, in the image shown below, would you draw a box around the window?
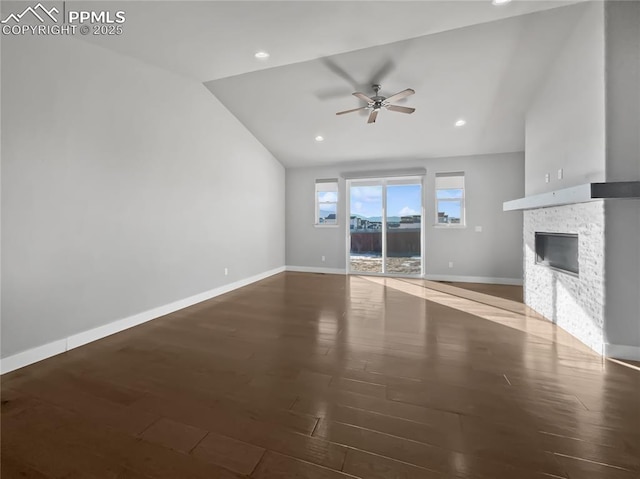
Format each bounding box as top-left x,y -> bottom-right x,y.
315,179 -> 338,225
435,172 -> 465,226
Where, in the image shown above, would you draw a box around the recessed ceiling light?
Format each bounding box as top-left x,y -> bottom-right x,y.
254,51 -> 270,59
455,119 -> 466,127
492,0 -> 512,5
315,135 -> 324,142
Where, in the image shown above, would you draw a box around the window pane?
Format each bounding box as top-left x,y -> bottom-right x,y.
318,191 -> 338,203
386,183 -> 421,275
437,200 -> 462,224
315,179 -> 338,225
435,173 -> 465,226
436,188 -> 463,199
318,203 -> 337,224
349,183 -> 383,273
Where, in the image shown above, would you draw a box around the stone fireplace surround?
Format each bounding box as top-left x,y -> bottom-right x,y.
506,181 -> 640,357
524,202 -> 605,354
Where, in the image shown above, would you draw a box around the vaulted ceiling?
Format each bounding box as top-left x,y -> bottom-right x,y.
81,1 -> 586,167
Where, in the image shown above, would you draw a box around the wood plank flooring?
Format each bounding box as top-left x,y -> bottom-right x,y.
2,272 -> 639,478
435,281 -> 523,303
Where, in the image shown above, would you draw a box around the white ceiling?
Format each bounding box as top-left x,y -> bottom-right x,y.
80,1 -> 587,167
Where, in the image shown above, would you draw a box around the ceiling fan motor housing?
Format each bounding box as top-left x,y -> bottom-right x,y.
371,85 -> 385,110
371,84 -> 384,108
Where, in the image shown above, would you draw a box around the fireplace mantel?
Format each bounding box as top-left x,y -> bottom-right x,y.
503,181 -> 640,211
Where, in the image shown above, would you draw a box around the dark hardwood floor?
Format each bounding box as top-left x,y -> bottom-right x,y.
2,272 -> 639,478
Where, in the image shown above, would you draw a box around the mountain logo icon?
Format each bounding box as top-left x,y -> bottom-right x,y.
1,3 -> 59,24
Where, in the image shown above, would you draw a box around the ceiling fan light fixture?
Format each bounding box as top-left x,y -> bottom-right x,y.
315,135 -> 324,142
254,51 -> 270,59
455,119 -> 467,127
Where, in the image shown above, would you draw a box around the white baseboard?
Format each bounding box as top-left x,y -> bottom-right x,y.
1,266 -> 286,375
424,274 -> 523,286
605,343 -> 640,361
0,339 -> 68,376
284,268 -> 521,285
286,265 -> 346,275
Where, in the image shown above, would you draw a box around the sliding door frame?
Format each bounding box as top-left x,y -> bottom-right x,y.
346,175 -> 425,278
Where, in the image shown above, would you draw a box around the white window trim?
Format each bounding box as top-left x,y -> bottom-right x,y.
434,172 -> 465,227
315,179 -> 339,227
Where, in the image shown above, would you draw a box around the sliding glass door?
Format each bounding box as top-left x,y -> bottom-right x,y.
385,181 -> 422,274
348,177 -> 423,276
349,182 -> 383,273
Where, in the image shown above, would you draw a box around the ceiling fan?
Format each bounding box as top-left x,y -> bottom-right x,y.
336,84 -> 416,124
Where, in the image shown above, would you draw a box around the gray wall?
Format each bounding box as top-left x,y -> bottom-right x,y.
603,1 -> 640,354
522,1 -> 605,352
524,1 -> 605,195
523,0 -> 640,357
286,153 -> 524,282
1,34 -> 285,358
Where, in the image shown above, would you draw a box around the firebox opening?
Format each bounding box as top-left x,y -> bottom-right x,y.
535,232 -> 579,276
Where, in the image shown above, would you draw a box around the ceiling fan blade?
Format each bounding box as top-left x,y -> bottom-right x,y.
322,58 -> 359,89
385,88 -> 415,103
370,59 -> 395,84
353,92 -> 374,103
336,106 -> 367,116
386,105 -> 416,114
367,110 -> 378,124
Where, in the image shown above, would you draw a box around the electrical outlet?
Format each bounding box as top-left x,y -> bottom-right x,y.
224,268 -> 228,276
557,168 -> 563,180
321,255 -> 326,262
545,173 -> 550,183
448,261 -> 454,268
